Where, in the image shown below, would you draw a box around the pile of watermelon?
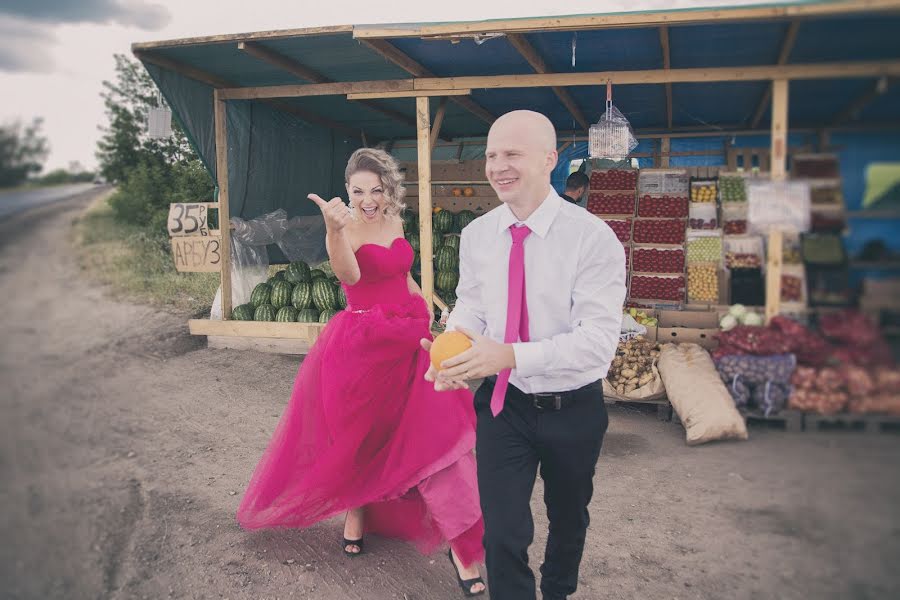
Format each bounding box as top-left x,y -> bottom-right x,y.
232,259 -> 346,324
405,208 -> 478,314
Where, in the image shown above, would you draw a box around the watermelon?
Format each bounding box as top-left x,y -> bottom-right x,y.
455,210 -> 476,231
275,306 -> 298,322
335,283 -> 348,309
435,271 -> 459,292
250,283 -> 272,307
431,234 -> 441,254
310,269 -> 327,281
270,280 -> 293,309
434,246 -> 459,271
232,303 -> 255,321
312,278 -> 337,311
402,212 -> 418,233
433,210 -> 454,233
296,308 -> 320,323
406,232 -> 420,252
273,270 -> 287,280
291,281 -> 314,310
254,304 -> 277,321
442,290 -> 457,307
319,309 -> 340,323
412,253 -> 421,270
442,235 -> 461,251
285,261 -> 311,283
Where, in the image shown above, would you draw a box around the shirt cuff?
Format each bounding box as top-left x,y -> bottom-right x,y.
512,341 -> 545,378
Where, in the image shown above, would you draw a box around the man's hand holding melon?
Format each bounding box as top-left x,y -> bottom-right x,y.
422,328 -> 516,391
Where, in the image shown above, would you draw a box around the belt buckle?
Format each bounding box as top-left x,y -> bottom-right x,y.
534,393 -> 563,411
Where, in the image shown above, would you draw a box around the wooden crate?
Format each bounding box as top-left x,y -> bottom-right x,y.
189,319 -> 325,354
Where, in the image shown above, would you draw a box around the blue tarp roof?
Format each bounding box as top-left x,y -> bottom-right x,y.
134,2 -> 900,238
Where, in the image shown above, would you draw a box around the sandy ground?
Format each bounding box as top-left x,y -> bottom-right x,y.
2,188 -> 900,600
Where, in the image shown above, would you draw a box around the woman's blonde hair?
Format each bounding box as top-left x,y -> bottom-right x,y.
345,148 -> 406,216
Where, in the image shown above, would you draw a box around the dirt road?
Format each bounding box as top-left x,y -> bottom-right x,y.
2,188 -> 899,600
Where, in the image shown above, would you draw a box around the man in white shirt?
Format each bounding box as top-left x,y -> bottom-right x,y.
423,110 -> 626,600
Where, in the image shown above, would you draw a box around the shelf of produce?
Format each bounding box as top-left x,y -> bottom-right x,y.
188,319 -> 326,354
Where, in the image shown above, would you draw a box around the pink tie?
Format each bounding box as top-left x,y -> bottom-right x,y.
490,224 -> 532,417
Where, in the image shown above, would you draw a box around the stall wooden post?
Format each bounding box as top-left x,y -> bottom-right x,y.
214,90 -> 233,319
765,79 -> 789,324
660,136 -> 671,167
416,96 -> 434,310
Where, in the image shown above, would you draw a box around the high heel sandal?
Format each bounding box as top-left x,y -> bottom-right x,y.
342,513 -> 364,557
447,549 -> 486,597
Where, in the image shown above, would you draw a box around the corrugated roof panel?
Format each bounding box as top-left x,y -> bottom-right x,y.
390,37 -> 534,76
527,28 -> 664,73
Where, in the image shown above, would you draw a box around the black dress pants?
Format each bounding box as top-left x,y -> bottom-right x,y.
474,378 -> 608,600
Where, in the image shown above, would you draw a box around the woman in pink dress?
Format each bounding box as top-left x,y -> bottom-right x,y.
236,148 -> 486,596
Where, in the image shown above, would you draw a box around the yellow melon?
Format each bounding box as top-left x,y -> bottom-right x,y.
430,331 -> 472,371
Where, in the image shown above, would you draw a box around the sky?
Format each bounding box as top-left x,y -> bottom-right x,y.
0,0 -> 775,172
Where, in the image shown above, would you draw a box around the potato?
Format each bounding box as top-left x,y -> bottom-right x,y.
621,368 -> 637,379
616,384 -> 625,395
624,384 -> 636,394
638,372 -> 654,386
612,357 -> 623,368
627,377 -> 639,386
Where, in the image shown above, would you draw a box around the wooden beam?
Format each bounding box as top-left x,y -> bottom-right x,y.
557,140 -> 572,153
431,97 -> 448,152
134,50 -> 232,88
238,41 -> 329,82
506,33 -> 589,131
659,26 -> 673,129
237,41 -> 424,135
765,229 -> 784,323
831,77 -> 892,125
213,91 -> 233,319
771,79 -> 789,180
416,96 -> 435,311
359,38 -> 495,124
660,136 -> 671,167
353,0 -> 900,38
217,60 -> 900,100
750,21 -> 800,128
347,89 -> 470,100
134,50 -> 367,140
133,25 -> 353,51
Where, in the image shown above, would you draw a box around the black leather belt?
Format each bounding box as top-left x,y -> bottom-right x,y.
485,377 -> 597,411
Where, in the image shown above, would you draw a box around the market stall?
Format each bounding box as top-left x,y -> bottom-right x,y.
133,1 -> 900,436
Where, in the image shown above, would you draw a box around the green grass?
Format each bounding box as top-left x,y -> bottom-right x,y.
73,194 -> 219,313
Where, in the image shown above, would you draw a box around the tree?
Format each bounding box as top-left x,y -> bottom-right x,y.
96,54 -> 197,183
0,118 -> 49,188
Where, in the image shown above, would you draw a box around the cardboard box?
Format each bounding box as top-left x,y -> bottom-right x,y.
656,309 -> 719,350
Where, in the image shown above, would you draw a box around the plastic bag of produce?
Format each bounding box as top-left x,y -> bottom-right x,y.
658,343 -> 748,445
790,366 -> 818,390
848,393 -> 900,415
717,372 -> 750,407
769,316 -> 832,367
714,354 -> 796,386
788,388 -> 848,415
841,365 -> 876,397
751,381 -> 791,416
716,326 -> 792,355
589,103 -> 638,160
619,313 -> 648,341
819,310 -> 881,346
874,368 -> 900,391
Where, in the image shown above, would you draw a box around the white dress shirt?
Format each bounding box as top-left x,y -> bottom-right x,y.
447,190 -> 626,394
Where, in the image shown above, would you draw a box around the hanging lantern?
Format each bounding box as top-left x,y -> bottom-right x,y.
589,81 -> 637,160
147,91 -> 173,139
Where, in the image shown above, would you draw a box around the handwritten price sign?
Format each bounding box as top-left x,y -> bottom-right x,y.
168,202 -> 215,237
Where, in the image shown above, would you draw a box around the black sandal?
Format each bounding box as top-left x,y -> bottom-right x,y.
342,536 -> 364,556
342,513 -> 364,557
447,549 -> 486,597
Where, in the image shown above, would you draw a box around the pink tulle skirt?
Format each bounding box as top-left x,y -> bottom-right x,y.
237,297 -> 484,565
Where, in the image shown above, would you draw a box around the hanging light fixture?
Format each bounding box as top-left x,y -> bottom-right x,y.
589,81 -> 637,160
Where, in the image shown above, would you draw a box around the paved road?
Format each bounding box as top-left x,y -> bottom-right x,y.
0,183 -> 104,219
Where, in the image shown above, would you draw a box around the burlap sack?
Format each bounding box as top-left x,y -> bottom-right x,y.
658,343 -> 748,445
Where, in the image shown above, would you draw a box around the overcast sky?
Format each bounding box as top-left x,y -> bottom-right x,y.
0,0 -> 774,172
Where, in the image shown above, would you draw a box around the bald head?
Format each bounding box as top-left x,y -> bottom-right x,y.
485,110 -> 559,216
489,110 -> 557,153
